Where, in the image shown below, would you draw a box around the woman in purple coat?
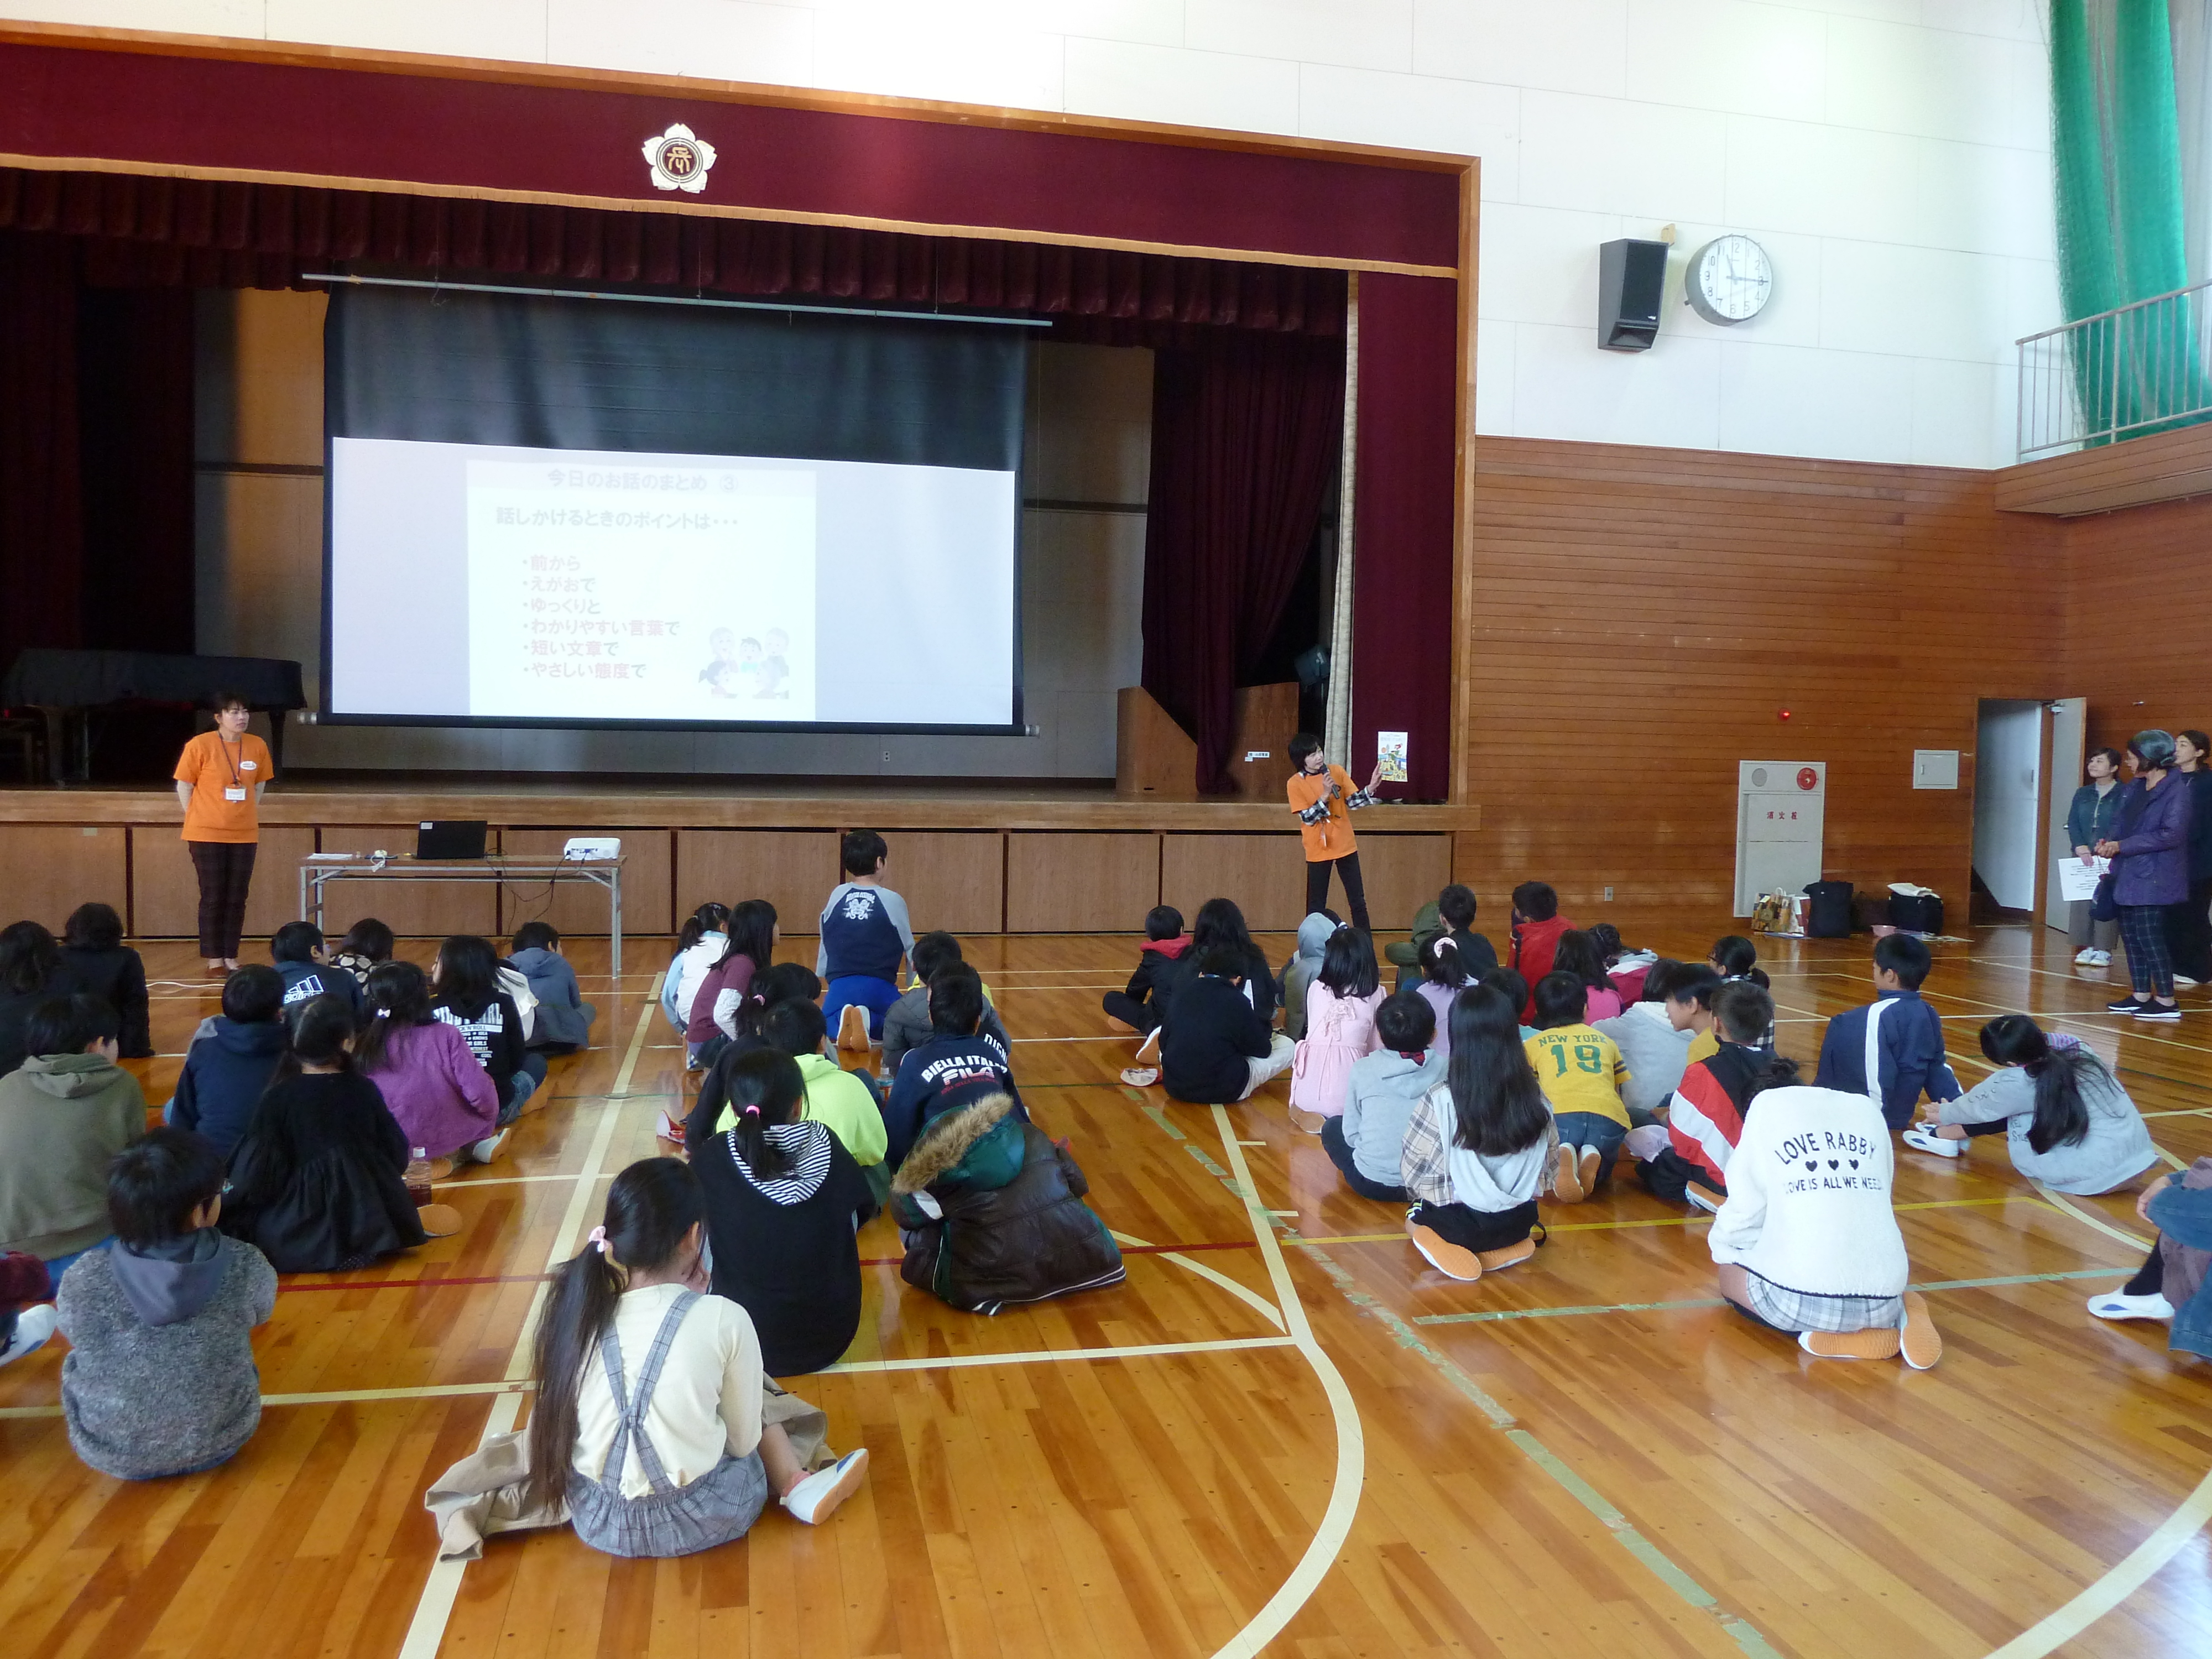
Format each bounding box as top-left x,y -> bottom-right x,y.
2096,730 -> 2194,1022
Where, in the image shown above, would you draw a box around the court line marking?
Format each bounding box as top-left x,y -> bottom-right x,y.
395,974 -> 658,1659
1412,1269 -> 2119,1326
1295,1194 -> 2038,1248
1108,1229 -> 1286,1331
1204,1105 -> 1367,1659
2030,1178 -> 2155,1250
1984,1465 -> 2212,1659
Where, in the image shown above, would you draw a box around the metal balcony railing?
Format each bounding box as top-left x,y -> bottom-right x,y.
2017,279 -> 2212,460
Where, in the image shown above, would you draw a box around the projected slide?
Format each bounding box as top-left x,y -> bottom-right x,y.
326,438 -> 1019,729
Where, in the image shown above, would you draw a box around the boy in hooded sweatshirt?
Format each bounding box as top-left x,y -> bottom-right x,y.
1277,911 -> 1338,1042
1102,906 -> 1192,1036
0,995 -> 147,1276
882,931 -> 1009,1078
508,922 -> 596,1053
58,1126 -> 278,1479
889,1091 -> 1124,1315
168,965 -> 290,1158
1325,991 -> 1443,1202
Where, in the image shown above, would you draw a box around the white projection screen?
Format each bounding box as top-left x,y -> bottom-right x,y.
321,284 -> 1028,733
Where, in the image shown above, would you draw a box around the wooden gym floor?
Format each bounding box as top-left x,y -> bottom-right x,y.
4,920 -> 2211,1658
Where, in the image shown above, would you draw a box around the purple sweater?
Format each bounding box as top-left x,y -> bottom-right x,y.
362,1022 -> 499,1160
2112,774 -> 2194,907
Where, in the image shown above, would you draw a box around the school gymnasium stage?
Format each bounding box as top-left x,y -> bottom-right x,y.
2,780 -> 2212,1657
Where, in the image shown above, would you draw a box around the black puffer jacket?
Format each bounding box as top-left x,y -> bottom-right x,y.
889,1093 -> 1125,1315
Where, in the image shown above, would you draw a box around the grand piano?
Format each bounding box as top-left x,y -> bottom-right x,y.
1,650 -> 307,786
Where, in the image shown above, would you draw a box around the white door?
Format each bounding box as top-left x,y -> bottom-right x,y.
2045,697 -> 2087,932
1972,701 -> 2044,913
1735,761 -> 1827,916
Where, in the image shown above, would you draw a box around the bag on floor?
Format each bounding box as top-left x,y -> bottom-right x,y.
1887,890 -> 1944,934
1804,880 -> 1854,938
1749,890 -> 1794,934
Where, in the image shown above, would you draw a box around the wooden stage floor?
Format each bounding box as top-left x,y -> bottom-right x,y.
4,920 -> 2211,1658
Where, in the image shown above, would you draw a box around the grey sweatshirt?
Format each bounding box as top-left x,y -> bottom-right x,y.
881,985 -> 1009,1079
1593,1004 -> 1697,1119
1280,914 -> 1338,1042
1340,1046 -> 1446,1187
58,1233 -> 277,1479
1936,1060 -> 2159,1195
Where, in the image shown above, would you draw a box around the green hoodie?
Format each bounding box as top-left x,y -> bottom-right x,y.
0,1051 -> 148,1258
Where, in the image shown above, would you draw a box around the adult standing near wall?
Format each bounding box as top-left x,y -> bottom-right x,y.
2068,747 -> 2126,968
2161,729 -> 2212,987
1286,733 -> 1384,933
174,692 -> 273,976
2096,730 -> 2193,1023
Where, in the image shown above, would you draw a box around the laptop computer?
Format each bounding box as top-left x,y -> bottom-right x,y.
416,820 -> 489,859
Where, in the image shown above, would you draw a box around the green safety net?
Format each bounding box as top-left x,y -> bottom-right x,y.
2049,0 -> 2205,441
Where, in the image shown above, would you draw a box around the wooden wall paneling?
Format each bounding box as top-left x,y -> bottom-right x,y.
310,826 -> 500,941
1343,833 -> 1452,932
1005,832 -> 1161,932
0,825 -> 128,935
1459,438 -> 2069,924
1222,683 -> 1301,800
495,828 -> 672,940
130,826 -> 317,941
879,831 -> 1005,936
1161,833 -> 1304,933
2062,493 -> 2212,755
1115,686 -> 1199,800
673,831 -> 840,938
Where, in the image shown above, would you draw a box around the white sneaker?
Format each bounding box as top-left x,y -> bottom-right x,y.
2088,950 -> 2113,967
1685,1185 -> 1723,1215
2075,947 -> 2099,965
469,1129 -> 509,1165
2087,1288 -> 2174,1322
1901,1125 -> 1964,1159
0,1304 -> 58,1367
781,1448 -> 868,1524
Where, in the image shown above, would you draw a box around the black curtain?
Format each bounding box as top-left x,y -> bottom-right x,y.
0,230 -> 83,667
1140,328 -> 1345,794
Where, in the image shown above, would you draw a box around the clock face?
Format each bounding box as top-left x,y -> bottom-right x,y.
1687,234 -> 1772,325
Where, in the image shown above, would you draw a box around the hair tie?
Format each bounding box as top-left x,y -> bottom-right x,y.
742,1103 -> 761,1118
2048,1031 -> 2083,1052
373,1007 -> 390,1018
586,1225 -> 608,1254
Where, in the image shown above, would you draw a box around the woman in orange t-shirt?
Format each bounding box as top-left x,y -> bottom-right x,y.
1285,733 -> 1385,933
174,692 -> 275,973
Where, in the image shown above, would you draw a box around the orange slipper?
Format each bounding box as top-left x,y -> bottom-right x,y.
1406,1218 -> 1483,1281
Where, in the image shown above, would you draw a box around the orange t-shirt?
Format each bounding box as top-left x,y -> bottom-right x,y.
175,731 -> 274,843
1287,764 -> 1359,863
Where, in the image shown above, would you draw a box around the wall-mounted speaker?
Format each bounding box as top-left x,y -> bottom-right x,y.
1597,238 -> 1669,352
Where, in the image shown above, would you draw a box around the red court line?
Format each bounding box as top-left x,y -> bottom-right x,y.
275,1240 -> 1260,1291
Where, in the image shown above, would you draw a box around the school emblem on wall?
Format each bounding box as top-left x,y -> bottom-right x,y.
642,124 -> 717,194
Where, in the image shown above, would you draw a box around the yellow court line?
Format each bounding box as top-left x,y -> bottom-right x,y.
1984,1464 -> 2212,1658
1109,1229 -> 1286,1331
1206,1105 -> 1368,1659
825,1335 -> 1295,1375
2031,1177 -> 2155,1251
1295,1194 -> 2033,1248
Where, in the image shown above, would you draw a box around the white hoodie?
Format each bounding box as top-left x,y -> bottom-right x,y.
1706,1084 -> 1908,1298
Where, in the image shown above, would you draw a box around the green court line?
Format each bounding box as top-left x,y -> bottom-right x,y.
1413,1267 -> 2119,1325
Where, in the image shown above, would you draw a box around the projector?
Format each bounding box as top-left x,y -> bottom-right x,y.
562,837 -> 622,863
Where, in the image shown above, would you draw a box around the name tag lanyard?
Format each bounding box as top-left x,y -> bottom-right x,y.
219,735 -> 250,804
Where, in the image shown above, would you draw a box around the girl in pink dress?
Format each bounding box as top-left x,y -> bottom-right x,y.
1290,927 -> 1385,1133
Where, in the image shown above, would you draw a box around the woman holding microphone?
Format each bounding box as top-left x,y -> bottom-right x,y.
1286,734 -> 1385,932
174,692 -> 273,974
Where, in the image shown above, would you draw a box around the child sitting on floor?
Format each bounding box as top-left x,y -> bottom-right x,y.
0,994 -> 147,1280
1415,936 -> 1474,1063
1102,906 -> 1191,1039
883,967 -> 1024,1167
1524,971 -> 1632,1204
1904,1015 -> 2157,1192
510,922 -> 597,1056
432,934 -> 544,1122
1708,1078 -> 1940,1368
1507,882 -> 1576,1020
1327,990 -> 1443,1203
1159,947 -> 1295,1107
685,900 -> 778,1071
890,1092 -> 1125,1315
1813,933 -> 1960,1132
1277,912 -> 1338,1042
57,1127 -> 279,1479
522,1156 -> 867,1556
1592,922 -> 1659,1004
58,902 -> 152,1058
330,917 -> 394,989
168,965 -> 290,1158
222,994 -> 458,1272
885,931 -> 1009,1077
662,902 -> 732,1034
1386,884 -> 1497,989
271,920 -> 364,1021
1552,929 -> 1624,1021
1400,985 -> 1554,1282
817,830 -> 916,1051
1595,962 -> 1719,1126
357,961 -> 505,1170
1631,982 -> 1775,1213
1288,925 -> 1384,1133
1687,936 -> 1773,1063
756,999 -> 891,1206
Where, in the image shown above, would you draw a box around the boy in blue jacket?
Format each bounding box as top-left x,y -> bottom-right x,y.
168,966 -> 290,1157
270,921 -> 364,1021
817,829 -> 915,1050
1813,933 -> 1960,1133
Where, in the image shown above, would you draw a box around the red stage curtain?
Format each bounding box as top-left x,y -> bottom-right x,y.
1351,273 -> 1459,801
0,167 -> 1344,336
1142,328 -> 1347,794
0,230 -> 84,666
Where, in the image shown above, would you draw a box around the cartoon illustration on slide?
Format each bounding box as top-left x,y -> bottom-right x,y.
699,628 -> 739,697
755,627 -> 792,699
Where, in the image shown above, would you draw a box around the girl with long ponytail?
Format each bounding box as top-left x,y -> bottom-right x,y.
662,902 -> 733,1035
688,1049 -> 875,1376
526,1157 -> 868,1555
1903,1014 -> 2157,1193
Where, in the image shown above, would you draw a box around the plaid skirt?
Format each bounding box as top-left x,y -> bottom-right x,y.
1738,1270 -> 1902,1335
